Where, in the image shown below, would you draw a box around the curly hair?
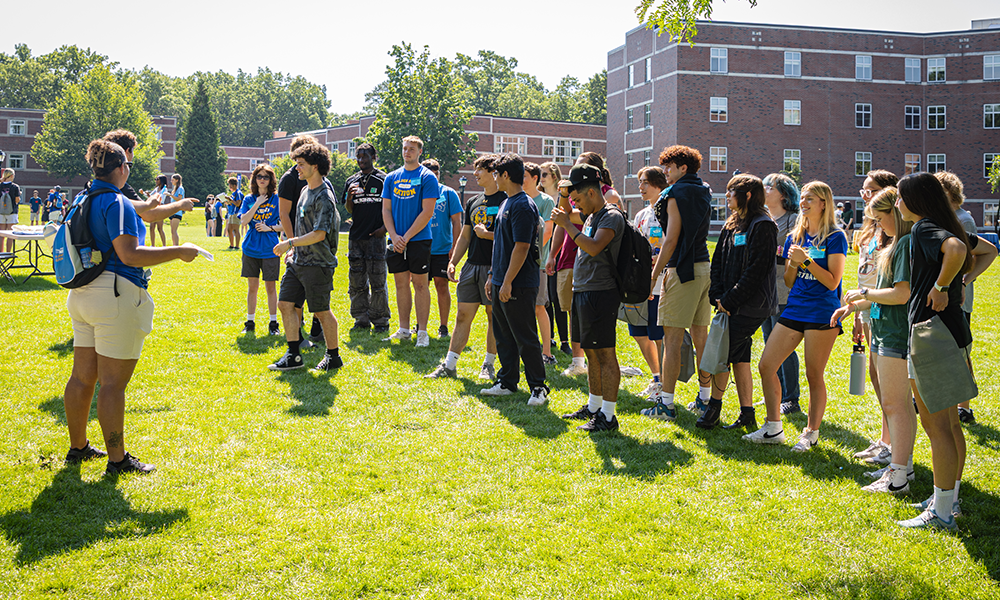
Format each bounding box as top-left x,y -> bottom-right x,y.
658,145 -> 702,174
290,143 -> 331,177
102,129 -> 137,154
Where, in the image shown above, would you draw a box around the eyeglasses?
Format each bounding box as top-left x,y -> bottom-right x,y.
255,174 -> 271,180
124,161 -> 133,169
859,188 -> 874,199
540,172 -> 550,178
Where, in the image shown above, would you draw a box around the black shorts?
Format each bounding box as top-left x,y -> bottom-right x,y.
242,254 -> 280,282
727,314 -> 767,364
571,289 -> 619,349
170,214 -> 182,221
279,264 -> 334,313
386,239 -> 431,275
778,316 -> 843,334
429,254 -> 450,279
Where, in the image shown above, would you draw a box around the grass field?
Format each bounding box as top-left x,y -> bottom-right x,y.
2,212 -> 1000,599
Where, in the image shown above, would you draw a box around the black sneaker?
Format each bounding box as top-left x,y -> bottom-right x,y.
542,354 -> 558,365
105,452 -> 155,476
269,352 -> 304,371
780,400 -> 801,415
242,320 -> 255,334
438,325 -> 449,338
959,407 -> 976,425
373,324 -> 390,334
268,321 -> 280,336
578,411 -> 619,432
562,404 -> 597,420
351,322 -> 371,332
311,354 -> 343,372
560,342 -> 572,355
65,441 -> 107,464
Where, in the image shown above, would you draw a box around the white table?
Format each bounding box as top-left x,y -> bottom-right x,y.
0,229 -> 54,284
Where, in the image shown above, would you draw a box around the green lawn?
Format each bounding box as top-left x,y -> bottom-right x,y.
2,213 -> 999,599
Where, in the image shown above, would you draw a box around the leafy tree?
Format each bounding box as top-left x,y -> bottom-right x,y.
636,0 -> 758,44
546,76 -> 583,122
453,50 -> 519,116
580,70 -> 608,124
495,80 -> 548,120
175,79 -> 228,200
990,155 -> 1000,194
780,162 -> 802,187
365,44 -> 478,177
31,65 -> 161,190
329,110 -> 368,127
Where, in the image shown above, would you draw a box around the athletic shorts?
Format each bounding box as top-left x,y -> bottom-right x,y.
68,271 -> 154,361
659,262 -> 712,329
556,268 -> 574,312
873,344 -> 907,360
279,263 -> 334,313
778,316 -> 843,334
429,253 -> 450,279
727,314 -> 767,365
0,213 -> 18,225
535,271 -> 549,306
627,295 -> 663,341
571,289 -> 619,349
386,239 -> 431,274
457,263 -> 491,305
242,254 -> 280,281
170,214 -> 182,221
228,215 -> 239,225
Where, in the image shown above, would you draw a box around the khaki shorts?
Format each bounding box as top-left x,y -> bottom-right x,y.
68,271 -> 154,360
557,268 -> 574,311
535,270 -> 549,306
658,262 -> 711,329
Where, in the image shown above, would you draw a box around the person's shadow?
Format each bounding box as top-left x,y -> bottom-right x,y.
589,432 -> 694,480
0,464 -> 187,565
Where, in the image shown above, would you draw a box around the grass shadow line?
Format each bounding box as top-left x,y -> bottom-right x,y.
0,276 -> 61,292
589,431 -> 695,480
276,362 -> 340,417
234,333 -> 287,356
47,338 -> 75,357
454,378 -> 569,440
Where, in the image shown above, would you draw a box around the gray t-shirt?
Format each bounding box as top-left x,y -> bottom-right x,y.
294,183 -> 340,268
573,207 -> 625,292
772,211 -> 797,306
956,207 -> 976,313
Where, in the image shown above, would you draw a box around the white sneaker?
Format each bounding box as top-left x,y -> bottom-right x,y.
562,362 -> 588,377
861,467 -> 910,494
527,386 -> 549,406
853,439 -> 887,460
791,429 -> 819,452
863,445 -> 892,466
642,380 -> 662,399
865,464 -> 915,481
479,363 -> 496,381
415,330 -> 430,347
743,424 -> 785,444
897,509 -> 957,531
480,381 -> 515,396
620,366 -> 643,377
383,328 -> 413,342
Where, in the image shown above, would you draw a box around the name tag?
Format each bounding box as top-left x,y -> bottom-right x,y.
583,226 -> 592,237
808,246 -> 825,259
486,206 -> 499,215
867,238 -> 877,255
870,303 -> 882,320
734,233 -> 747,246
650,226 -> 662,238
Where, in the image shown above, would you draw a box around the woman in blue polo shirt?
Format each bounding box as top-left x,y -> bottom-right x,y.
167,174 -> 185,246
238,164 -> 282,336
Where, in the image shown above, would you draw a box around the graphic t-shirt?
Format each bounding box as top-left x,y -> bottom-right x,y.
573,208 -> 625,292
781,229 -> 848,323
381,165 -> 438,243
491,192 -> 540,288
294,184 -> 340,268
227,191 -> 244,219
83,180 -> 148,289
871,234 -> 910,352
463,191 -> 507,266
238,193 -> 281,259
531,192 -> 555,265
908,220 -> 973,349
342,169 -> 386,240
430,184 -> 463,256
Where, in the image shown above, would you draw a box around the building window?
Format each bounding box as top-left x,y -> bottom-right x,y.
348,140 -> 357,159
985,55 -> 1000,81
710,97 -> 728,123
928,106 -> 946,130
710,196 -> 728,223
984,202 -> 999,228
783,149 -> 801,173
644,150 -> 650,167
855,152 -> 872,176
856,55 -> 872,80
644,104 -> 651,128
8,119 -> 26,136
628,64 -> 635,87
627,108 -> 634,132
985,153 -> 998,179
543,138 -> 582,165
985,104 -> 1000,129
927,154 -> 946,173
784,52 -> 801,77
248,158 -> 261,170
329,142 -> 339,153
784,100 -> 801,125
709,147 -> 727,172
8,153 -> 25,170
927,58 -> 946,83
904,153 -> 921,175
645,57 -> 652,82
711,48 -> 728,73
150,124 -> 162,141
494,135 -> 526,154
905,58 -> 921,83
855,103 -> 872,128
627,153 -> 634,176
904,106 -> 921,130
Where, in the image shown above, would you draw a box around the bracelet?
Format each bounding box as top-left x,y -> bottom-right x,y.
572,230 -> 582,242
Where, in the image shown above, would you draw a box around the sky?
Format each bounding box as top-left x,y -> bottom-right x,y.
1,0 -> 992,114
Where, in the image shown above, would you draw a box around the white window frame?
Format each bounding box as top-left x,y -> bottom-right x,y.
711,48 -> 728,74
985,104 -> 1000,130
984,202 -> 999,229
644,150 -> 650,167
927,58 -> 946,83
985,55 -> 1000,81
644,104 -> 651,128
783,149 -> 801,173
928,106 -> 946,130
627,108 -> 634,132
855,103 -> 872,129
784,100 -> 801,126
8,153 -> 26,170
927,153 -> 946,173
905,58 -> 921,83
8,119 -> 26,136
710,195 -> 728,224
710,97 -> 728,123
709,146 -> 727,173
855,152 -> 872,177
856,55 -> 872,80
904,106 -> 921,130
543,138 -> 582,166
784,52 -> 801,77
627,153 -> 634,177
628,64 -> 635,87
985,153 -> 998,179
904,153 -> 921,175
645,57 -> 652,82
248,158 -> 261,170
329,142 -> 339,153
150,124 -> 162,141
494,135 -> 526,154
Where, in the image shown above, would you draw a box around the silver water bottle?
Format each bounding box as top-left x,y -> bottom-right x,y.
849,343 -> 866,396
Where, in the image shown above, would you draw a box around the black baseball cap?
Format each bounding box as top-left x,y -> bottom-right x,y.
559,164 -> 602,191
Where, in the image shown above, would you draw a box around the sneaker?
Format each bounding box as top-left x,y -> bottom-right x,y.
911,496 -> 963,518
479,363 -> 496,381
861,467 -> 911,494
865,464 -> 916,481
562,404 -> 597,420
743,424 -> 786,444
415,330 -> 430,347
559,341 -> 572,355
578,411 -> 619,432
686,396 -> 708,417
268,352 -> 304,371
351,322 -> 372,332
780,400 -> 802,415
480,381 -> 515,396
373,324 -> 390,334
853,439 -> 887,461
311,354 -> 343,372
438,325 -> 449,338
561,362 -> 588,377
268,321 -> 280,336
105,452 -> 155,476
897,509 -> 957,531
542,354 -> 558,365
791,429 -> 819,452
383,328 -> 413,342
642,380 -> 662,399
958,407 -> 976,425
241,320 -> 256,334
641,401 -> 677,422
425,363 -> 457,379
863,445 -> 892,466
65,441 -> 107,464
527,385 -> 549,406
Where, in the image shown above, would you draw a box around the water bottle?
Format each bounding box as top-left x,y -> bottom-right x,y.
80,247 -> 93,269
849,343 -> 866,395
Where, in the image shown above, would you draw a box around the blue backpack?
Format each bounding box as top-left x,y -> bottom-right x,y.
53,189 -> 111,288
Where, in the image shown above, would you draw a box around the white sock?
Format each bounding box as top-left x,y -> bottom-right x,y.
889,463 -> 908,486
572,357 -> 585,367
399,327 -> 412,335
699,386 -> 711,400
588,394 -> 603,412
484,352 -> 496,366
954,480 -> 961,505
766,420 -> 783,434
270,314 -> 278,322
907,455 -> 914,469
444,351 -> 460,370
601,400 -> 616,420
660,391 -> 675,407
933,487 -> 955,519
417,329 -> 427,335
247,314 -> 255,321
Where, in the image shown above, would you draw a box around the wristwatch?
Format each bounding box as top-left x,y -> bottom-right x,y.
288,238 -> 295,248
934,282 -> 950,293
801,258 -> 812,267
860,287 -> 869,299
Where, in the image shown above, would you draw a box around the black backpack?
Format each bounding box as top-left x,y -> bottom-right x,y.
595,205 -> 653,304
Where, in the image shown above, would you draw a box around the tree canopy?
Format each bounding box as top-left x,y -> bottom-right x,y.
636,0 -> 758,44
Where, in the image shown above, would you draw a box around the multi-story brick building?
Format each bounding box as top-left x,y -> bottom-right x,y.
607,19 -> 1000,229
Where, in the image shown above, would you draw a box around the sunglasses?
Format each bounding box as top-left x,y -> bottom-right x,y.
256,174 -> 271,180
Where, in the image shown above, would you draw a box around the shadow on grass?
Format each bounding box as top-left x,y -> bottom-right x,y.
954,480 -> 1000,582
963,419 -> 1000,453
589,432 -> 694,480
0,275 -> 61,292
276,354 -> 340,417
234,332 -> 287,355
40,394 -> 172,426
47,338 -> 75,358
454,378 -> 569,439
0,464 -> 187,565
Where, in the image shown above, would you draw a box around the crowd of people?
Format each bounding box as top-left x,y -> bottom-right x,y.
55,127 -> 995,532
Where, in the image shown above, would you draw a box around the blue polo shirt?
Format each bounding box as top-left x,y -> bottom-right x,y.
381,165 -> 438,242
83,180 -> 148,289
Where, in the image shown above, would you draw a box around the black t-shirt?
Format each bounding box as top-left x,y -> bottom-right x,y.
463,190 -> 507,266
908,219 -> 974,348
342,169 -> 386,240
0,182 -> 21,213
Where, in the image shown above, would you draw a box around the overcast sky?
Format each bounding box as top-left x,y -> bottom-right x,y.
1,0 -> 992,114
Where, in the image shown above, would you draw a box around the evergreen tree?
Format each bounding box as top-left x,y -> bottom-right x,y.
176,79 -> 227,200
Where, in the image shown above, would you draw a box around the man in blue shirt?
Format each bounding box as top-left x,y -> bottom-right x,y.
422,159 -> 463,339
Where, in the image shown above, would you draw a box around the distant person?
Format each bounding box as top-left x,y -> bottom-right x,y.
226,177 -> 243,249
239,165 -> 282,336
205,195 -> 216,237
343,142 -> 390,333
29,190 -> 42,226
167,174 -> 184,246
538,162 -> 570,355
47,186 -> 64,223
0,168 -> 22,251
631,166 -> 669,399
147,176 -> 169,246
423,158 -> 462,338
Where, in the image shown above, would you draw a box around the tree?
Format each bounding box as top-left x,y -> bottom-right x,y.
453,50 -> 519,116
636,0 -> 758,44
365,44 -> 478,177
580,70 -> 608,124
175,79 -> 228,200
546,76 -> 583,122
31,65 -> 161,190
269,151 -> 357,224
989,155 -> 1000,194
495,80 -> 548,120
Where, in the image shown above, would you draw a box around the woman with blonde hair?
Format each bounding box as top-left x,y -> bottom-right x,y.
0,168 -> 21,253
744,181 -> 847,451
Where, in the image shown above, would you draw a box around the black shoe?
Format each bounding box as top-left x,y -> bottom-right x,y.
438,325 -> 449,338
268,321 -> 280,336
723,410 -> 758,431
65,441 -> 107,464
780,400 -> 801,415
560,342 -> 572,355
959,407 -> 976,425
578,411 -> 619,432
351,322 -> 371,332
696,402 -> 722,429
311,354 -> 343,372
562,404 -> 597,420
542,354 -> 558,365
105,452 -> 155,476
269,352 -> 304,371
372,324 -> 390,334
550,340 -> 557,349
242,320 -> 255,334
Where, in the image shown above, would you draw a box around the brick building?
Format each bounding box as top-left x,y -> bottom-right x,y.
222,145 -> 266,178
607,19 -> 1000,229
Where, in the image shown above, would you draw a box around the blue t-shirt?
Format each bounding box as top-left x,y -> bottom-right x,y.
83,180 -> 148,289
228,191 -> 244,218
238,193 -> 281,259
429,184 -> 462,255
167,185 -> 185,218
491,192 -> 540,288
781,229 -> 848,323
29,196 -> 42,212
380,165 -> 438,242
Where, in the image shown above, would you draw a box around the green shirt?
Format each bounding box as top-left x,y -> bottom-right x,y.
870,234 -> 910,353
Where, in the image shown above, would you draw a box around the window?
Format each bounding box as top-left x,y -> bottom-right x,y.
644,104 -> 651,128
904,106 -> 921,130
783,149 -> 801,173
627,153 -> 634,176
150,124 -> 162,141
543,138 -> 582,165
627,108 -> 634,132
710,97 -> 728,123
905,58 -> 921,83
644,150 -> 650,167
709,147 -> 727,172
927,154 -> 946,173
628,64 -> 635,87
985,104 -> 1000,129
856,55 -> 872,80
8,119 -> 26,136
645,57 -> 652,82
494,135 -> 526,154
985,55 -> 1000,81
784,100 -> 801,125
928,106 -> 946,130
348,140 -> 357,159
329,142 -> 339,153
784,52 -> 801,77
8,153 -> 25,170
984,202 -> 999,229
904,153 -> 920,175
855,152 -> 872,176
855,103 -> 872,128
248,158 -> 261,170
927,58 -> 946,83
711,48 -> 728,73
710,196 -> 728,223
985,153 -> 998,179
